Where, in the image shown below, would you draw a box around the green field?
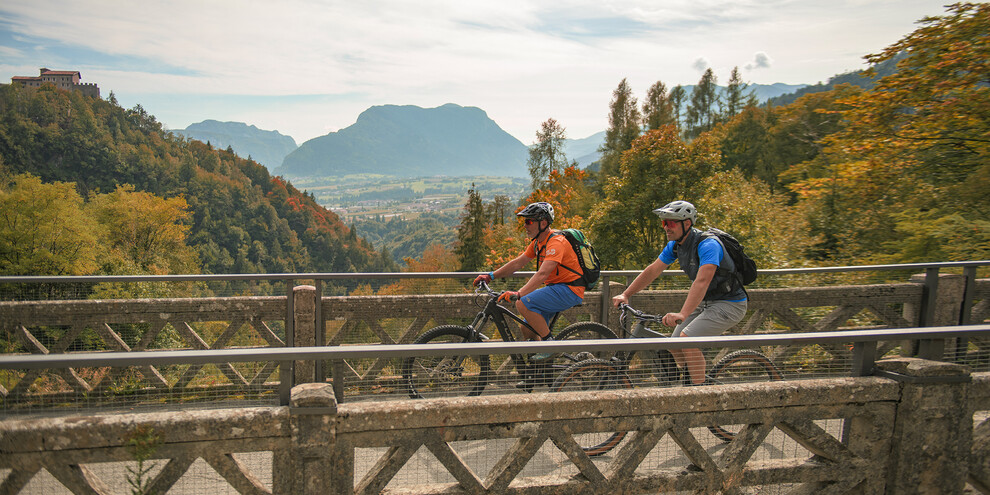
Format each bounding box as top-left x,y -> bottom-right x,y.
288,175 -> 529,221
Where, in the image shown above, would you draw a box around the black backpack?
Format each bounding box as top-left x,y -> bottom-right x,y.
543,229 -> 601,290
702,227 -> 758,287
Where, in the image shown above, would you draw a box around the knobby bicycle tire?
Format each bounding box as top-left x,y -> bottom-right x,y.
707,349 -> 783,442
552,321 -> 618,365
548,358 -> 632,456
402,325 -> 491,399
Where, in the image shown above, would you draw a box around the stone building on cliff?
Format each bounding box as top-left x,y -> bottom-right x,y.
10,68 -> 100,98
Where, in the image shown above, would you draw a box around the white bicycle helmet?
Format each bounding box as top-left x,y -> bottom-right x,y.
653,201 -> 697,223
517,202 -> 555,224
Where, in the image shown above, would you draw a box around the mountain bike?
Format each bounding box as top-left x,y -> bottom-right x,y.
550,302 -> 783,456
402,281 -> 618,399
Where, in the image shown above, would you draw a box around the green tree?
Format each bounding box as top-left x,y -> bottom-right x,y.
598,78 -> 642,180
723,66 -> 751,120
527,118 -> 569,191
0,174 -> 98,275
669,85 -> 687,130
454,185 -> 487,271
642,81 -> 677,130
685,68 -> 720,140
587,127 -> 721,268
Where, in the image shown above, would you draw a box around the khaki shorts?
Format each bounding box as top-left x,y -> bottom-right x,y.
672,299 -> 748,338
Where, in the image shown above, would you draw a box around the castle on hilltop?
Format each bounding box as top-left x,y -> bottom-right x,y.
10,68 -> 100,98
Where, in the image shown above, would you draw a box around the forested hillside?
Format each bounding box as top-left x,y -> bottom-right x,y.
174,120 -> 297,171
439,3 -> 989,276
0,84 -> 395,277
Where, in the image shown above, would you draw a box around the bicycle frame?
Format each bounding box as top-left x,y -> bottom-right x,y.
469,283 -> 564,373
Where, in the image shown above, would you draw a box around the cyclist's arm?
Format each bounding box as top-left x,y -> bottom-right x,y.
493,253 -> 531,279
614,257 -> 669,305
518,258 -> 557,296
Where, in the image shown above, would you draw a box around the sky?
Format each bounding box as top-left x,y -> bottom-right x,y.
0,0 -> 950,146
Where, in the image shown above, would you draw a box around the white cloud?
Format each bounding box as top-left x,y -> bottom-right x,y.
745,52 -> 773,71
0,0 -> 953,142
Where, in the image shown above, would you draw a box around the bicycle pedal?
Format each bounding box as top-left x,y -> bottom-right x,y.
514,380 -> 535,392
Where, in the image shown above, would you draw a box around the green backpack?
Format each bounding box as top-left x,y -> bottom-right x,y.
550,228 -> 602,290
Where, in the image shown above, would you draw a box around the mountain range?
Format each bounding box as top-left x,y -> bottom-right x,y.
173,120 -> 297,171
174,81 -> 843,178
276,103 -> 529,178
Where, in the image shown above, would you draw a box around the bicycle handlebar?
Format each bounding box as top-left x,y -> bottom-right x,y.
617,302 -> 680,328
476,280 -> 519,301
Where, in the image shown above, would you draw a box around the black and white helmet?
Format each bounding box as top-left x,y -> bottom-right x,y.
653,201 -> 697,223
517,202 -> 555,224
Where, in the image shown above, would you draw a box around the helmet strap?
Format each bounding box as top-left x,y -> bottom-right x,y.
673,219 -> 691,243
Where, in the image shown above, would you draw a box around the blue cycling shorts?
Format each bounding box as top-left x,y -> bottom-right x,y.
519,284 -> 583,328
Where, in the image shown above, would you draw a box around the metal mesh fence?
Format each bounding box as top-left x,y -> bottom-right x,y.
2,264 -> 988,411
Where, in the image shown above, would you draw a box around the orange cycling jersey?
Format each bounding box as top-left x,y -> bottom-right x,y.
523,230 -> 585,298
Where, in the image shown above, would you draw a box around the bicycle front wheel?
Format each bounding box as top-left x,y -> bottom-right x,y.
402,325 -> 491,399
549,358 -> 631,456
707,349 -> 783,442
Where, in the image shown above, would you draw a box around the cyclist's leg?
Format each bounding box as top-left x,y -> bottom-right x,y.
516,285 -> 581,340
674,300 -> 748,385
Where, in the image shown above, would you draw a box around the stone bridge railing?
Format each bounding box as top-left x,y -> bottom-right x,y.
1,358 -> 987,494
1,269 -> 987,404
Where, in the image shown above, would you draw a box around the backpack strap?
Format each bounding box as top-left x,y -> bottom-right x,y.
539,232 -> 585,286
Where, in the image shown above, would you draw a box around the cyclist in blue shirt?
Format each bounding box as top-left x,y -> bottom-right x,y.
612,201 -> 748,385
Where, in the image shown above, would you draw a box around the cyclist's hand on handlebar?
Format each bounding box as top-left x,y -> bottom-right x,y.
473,273 -> 492,286
497,291 -> 519,303
662,312 -> 685,327
611,293 -> 628,308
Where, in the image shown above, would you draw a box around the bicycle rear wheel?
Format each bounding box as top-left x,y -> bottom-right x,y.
549,358 -> 631,456
707,349 -> 783,442
402,325 -> 490,399
552,321 -> 618,365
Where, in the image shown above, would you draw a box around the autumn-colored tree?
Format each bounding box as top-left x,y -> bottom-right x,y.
88,184 -> 200,275
789,3 -> 990,263
0,174 -> 98,275
481,165 -> 592,270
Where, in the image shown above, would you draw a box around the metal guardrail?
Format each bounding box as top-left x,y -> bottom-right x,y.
4,260 -> 987,332
3,324 -> 988,406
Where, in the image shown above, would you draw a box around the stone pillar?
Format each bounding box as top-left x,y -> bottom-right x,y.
293,285 -> 317,384
876,357 -> 972,494
280,383 -> 338,495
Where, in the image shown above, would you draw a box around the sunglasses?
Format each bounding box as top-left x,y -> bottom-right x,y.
524,218 -> 539,225
662,219 -> 681,228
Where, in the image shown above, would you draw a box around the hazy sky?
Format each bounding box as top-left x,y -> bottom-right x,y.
1,0 -> 948,145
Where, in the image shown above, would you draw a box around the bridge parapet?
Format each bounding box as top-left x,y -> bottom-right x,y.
1,362 -> 986,493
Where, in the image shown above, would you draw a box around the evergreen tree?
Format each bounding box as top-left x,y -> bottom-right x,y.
723,66 -> 749,120
669,85 -> 687,131
642,81 -> 677,130
527,118 -> 568,191
454,185 -> 487,272
598,78 -> 641,179
685,68 -> 720,139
